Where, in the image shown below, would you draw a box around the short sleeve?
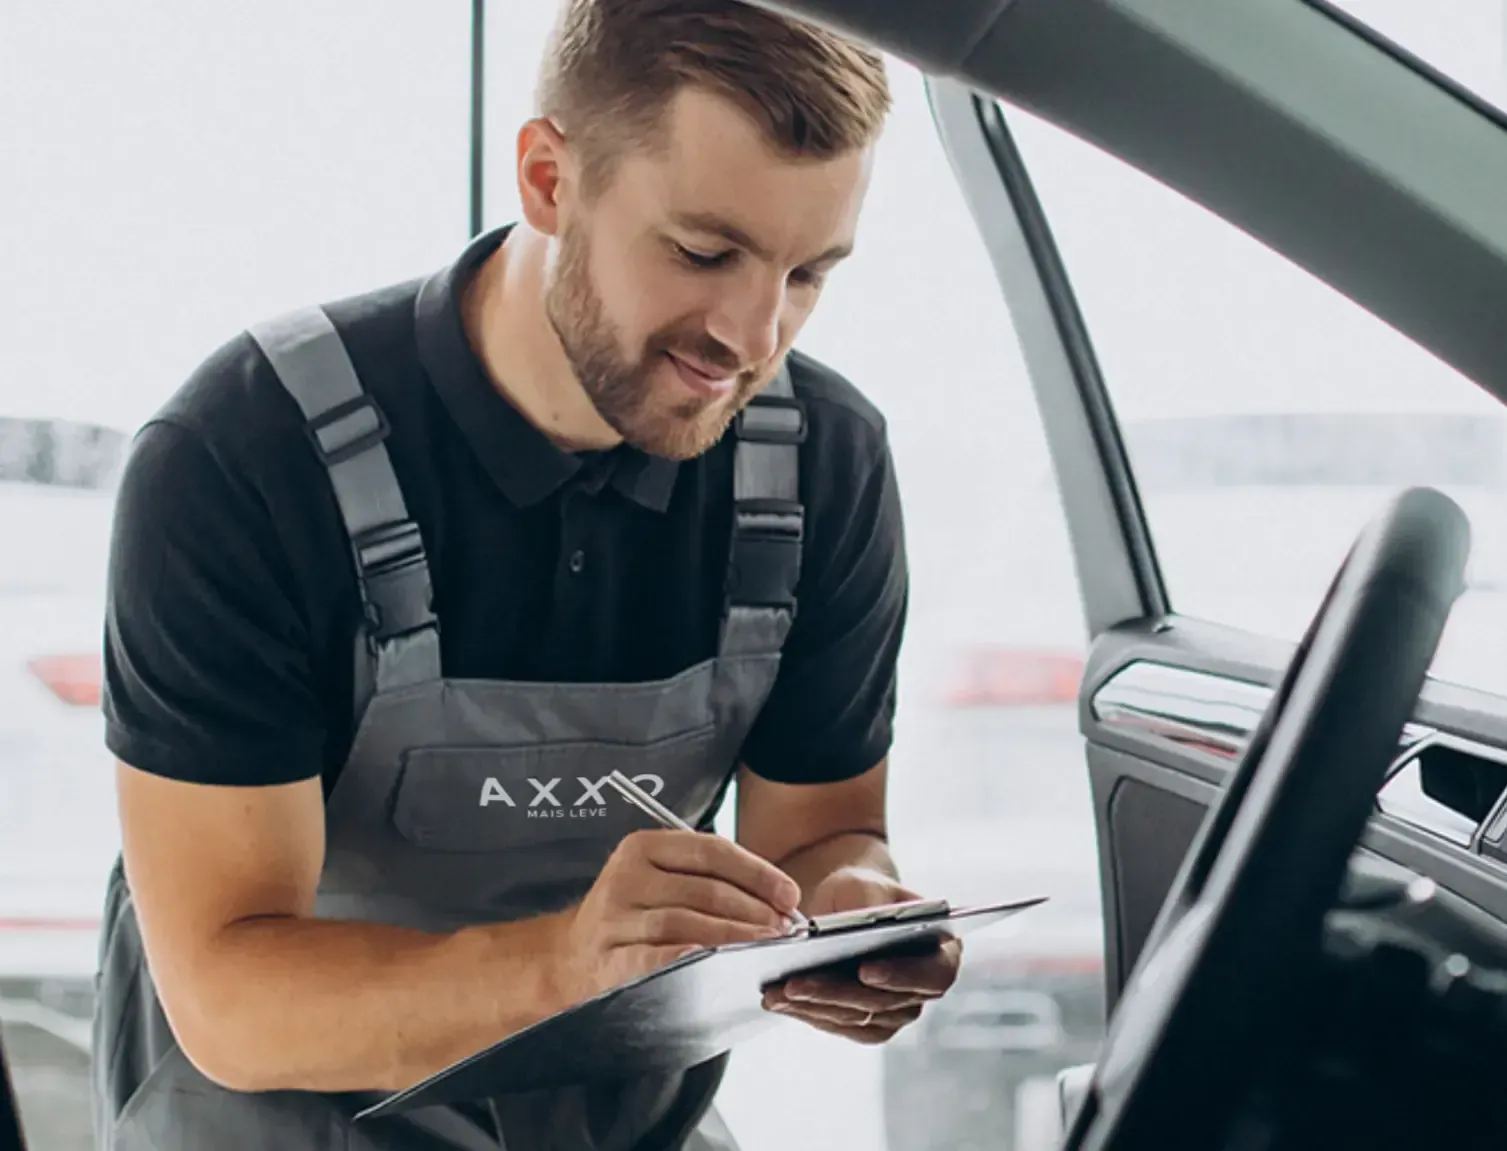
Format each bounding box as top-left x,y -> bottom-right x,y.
102,418 -> 328,786
737,415 -> 908,784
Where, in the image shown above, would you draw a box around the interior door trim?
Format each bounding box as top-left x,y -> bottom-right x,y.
1090,660 -> 1440,767
1091,661 -> 1272,762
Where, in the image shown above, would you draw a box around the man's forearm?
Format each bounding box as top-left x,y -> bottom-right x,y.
177,911 -> 573,1095
774,830 -> 900,911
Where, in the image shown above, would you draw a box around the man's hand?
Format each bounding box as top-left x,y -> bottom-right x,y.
557,829 -> 804,1003
761,866 -> 962,1045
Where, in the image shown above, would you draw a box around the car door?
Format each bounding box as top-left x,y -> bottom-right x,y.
1,1039 -> 26,1151
909,0 -> 1507,1016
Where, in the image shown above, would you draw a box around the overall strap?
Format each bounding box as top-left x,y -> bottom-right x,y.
721,362 -> 805,657
246,307 -> 442,710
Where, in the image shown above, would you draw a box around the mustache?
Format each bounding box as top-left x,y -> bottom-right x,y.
659,332 -> 747,376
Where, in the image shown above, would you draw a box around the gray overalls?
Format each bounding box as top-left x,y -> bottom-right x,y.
90,302 -> 809,1150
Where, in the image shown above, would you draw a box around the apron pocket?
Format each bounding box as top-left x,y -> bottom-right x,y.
390,724 -> 724,853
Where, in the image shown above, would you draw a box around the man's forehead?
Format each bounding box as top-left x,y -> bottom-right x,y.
633,88 -> 872,262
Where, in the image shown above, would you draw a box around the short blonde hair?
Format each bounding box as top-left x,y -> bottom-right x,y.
537,0 -> 891,195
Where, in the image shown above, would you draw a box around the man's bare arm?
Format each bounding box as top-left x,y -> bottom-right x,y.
118,759 -> 800,1096
733,757 -> 898,901
116,760 -> 573,1095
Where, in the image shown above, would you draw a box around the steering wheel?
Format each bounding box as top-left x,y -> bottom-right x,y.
1065,486 -> 1471,1151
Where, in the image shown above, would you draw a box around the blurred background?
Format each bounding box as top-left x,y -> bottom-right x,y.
2,2 -> 1505,1148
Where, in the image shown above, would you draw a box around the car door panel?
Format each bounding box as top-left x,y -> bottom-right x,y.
1095,765 -> 1211,991
921,0 -> 1507,1030
1082,623 -> 1507,1000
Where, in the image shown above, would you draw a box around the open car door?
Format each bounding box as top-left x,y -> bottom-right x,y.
757,0 -> 1507,1026
757,0 -> 1507,1141
905,0 -> 1507,1071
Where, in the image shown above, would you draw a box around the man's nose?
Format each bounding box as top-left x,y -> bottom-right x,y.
707,273 -> 784,366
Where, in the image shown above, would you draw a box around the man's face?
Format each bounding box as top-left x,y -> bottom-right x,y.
543,86 -> 875,460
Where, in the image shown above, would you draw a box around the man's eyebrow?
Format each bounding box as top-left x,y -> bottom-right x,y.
670,211 -> 853,266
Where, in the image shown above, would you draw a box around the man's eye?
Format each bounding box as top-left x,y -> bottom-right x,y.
674,243 -> 731,270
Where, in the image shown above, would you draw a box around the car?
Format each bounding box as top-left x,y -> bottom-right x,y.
894,0 -> 1507,1144
878,409 -> 1507,1151
0,416 -> 125,1139
9,1 -> 1507,1149
762,0 -> 1507,1147
0,416 -> 125,969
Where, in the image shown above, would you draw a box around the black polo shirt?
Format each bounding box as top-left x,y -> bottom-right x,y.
101,225 -> 908,794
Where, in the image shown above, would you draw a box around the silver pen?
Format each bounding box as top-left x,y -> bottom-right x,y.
604,770 -> 811,931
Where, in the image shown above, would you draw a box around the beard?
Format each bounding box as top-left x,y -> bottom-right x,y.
543,219 -> 768,460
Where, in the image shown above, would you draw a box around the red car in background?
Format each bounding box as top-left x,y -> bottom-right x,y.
0,416 -> 124,1150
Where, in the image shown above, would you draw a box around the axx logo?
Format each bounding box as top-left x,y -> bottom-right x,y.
479,773 -> 667,820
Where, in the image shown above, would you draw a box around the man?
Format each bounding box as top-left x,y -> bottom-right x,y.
91,2 -> 961,1148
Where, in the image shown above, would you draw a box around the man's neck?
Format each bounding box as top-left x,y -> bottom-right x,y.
461,226 -> 622,452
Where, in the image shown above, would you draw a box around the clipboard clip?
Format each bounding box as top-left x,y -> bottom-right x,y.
801,897 -> 951,936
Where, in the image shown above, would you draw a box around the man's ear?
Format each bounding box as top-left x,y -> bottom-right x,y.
516,117 -> 573,236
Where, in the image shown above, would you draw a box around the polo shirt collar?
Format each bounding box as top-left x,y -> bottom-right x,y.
413,224 -> 680,513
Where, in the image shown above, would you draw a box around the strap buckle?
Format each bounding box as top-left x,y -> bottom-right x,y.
734,498 -> 806,541
736,395 -> 807,445
726,498 -> 805,615
352,521 -> 437,642
306,395 -> 391,467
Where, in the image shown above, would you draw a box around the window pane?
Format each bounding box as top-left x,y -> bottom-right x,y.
1,5 -> 469,1147
1006,97 -> 1507,698
1323,0 -> 1507,115
1,1 -> 469,432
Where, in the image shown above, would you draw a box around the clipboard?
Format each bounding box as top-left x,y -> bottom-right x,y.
357,893 -> 1046,1119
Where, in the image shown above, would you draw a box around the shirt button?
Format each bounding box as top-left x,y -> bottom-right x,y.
568,549 -> 586,574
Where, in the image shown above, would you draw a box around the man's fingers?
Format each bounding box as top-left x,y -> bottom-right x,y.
767,999 -> 923,1039
638,872 -> 793,933
772,976 -> 924,1014
856,958 -> 955,996
635,830 -> 802,918
631,906 -> 787,948
649,944 -> 707,971
858,938 -> 962,995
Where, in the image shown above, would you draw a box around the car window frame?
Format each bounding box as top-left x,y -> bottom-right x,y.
1305,0 -> 1507,131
